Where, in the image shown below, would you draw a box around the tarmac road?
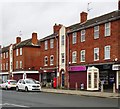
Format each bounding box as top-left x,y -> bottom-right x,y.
1,89 -> 119,108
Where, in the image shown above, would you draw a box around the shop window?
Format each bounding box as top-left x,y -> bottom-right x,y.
88,73 -> 91,88
94,73 -> 97,88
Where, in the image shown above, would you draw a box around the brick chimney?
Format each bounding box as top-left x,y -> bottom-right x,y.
118,0 -> 120,10
32,32 -> 38,45
16,37 -> 21,44
80,12 -> 88,23
53,23 -> 62,33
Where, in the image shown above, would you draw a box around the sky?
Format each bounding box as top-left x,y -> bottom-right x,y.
0,0 -> 118,47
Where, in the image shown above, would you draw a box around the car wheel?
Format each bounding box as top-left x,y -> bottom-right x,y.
25,87 -> 28,92
16,86 -> 19,91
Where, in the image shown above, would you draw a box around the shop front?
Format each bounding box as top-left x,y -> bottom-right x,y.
69,66 -> 87,90
90,63 -> 116,90
112,64 -> 120,90
0,72 -> 9,83
12,71 -> 39,81
40,69 -> 57,87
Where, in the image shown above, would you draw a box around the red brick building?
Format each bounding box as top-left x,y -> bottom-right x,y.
66,9 -> 120,90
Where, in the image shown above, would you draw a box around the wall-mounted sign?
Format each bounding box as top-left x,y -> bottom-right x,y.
112,64 -> 120,70
69,66 -> 86,71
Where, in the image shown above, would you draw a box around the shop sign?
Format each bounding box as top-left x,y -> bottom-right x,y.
69,66 -> 86,71
112,64 -> 120,70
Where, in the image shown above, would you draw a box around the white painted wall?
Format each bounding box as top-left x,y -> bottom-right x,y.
9,44 -> 13,73
59,26 -> 66,72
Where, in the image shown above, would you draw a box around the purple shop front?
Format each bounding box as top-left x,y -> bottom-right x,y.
69,66 -> 86,71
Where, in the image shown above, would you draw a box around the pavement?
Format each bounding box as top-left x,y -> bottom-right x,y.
41,88 -> 120,99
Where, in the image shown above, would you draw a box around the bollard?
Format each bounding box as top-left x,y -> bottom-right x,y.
101,84 -> 104,92
113,83 -> 116,93
75,82 -> 78,90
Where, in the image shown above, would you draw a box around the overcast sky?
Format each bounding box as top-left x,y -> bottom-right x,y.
0,0 -> 118,47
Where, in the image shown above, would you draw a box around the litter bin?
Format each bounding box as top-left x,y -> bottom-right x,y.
80,83 -> 84,90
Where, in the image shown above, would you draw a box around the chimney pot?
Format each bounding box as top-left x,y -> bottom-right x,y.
53,24 -> 62,33
32,32 -> 38,45
80,12 -> 88,23
16,37 -> 21,44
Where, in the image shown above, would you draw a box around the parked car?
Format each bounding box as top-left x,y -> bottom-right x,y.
1,80 -> 17,90
16,78 -> 41,92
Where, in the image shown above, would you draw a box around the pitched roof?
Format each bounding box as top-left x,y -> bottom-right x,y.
1,45 -> 9,53
40,33 -> 58,42
13,38 -> 40,49
67,10 -> 120,33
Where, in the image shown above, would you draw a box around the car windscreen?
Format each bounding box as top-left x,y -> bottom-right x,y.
9,81 -> 17,84
25,79 -> 36,84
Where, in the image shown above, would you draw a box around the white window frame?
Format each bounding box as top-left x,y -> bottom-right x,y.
94,26 -> 99,39
6,52 -> 8,58
16,49 -> 18,56
81,50 -> 85,62
81,30 -> 85,42
4,53 -> 5,59
16,61 -> 18,69
6,62 -> 8,70
45,41 -> 48,50
72,32 -> 77,44
20,61 -> 22,69
94,48 -> 99,61
50,39 -> 54,49
20,48 -> 22,56
44,56 -> 48,66
1,64 -> 2,70
61,35 -> 64,46
50,55 -> 54,65
105,22 -> 110,36
3,63 -> 5,70
104,45 -> 110,60
61,53 -> 65,64
72,51 -> 77,63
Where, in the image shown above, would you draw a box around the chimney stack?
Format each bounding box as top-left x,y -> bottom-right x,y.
80,12 -> 88,23
32,32 -> 38,45
118,0 -> 120,10
16,37 -> 21,44
53,23 -> 62,33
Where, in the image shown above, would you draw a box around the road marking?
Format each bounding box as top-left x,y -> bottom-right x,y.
0,103 -> 29,107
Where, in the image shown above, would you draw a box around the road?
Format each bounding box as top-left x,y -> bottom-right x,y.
1,89 -> 119,108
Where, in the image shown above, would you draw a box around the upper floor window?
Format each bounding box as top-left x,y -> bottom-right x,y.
94,48 -> 99,61
16,61 -> 18,69
44,56 -> 48,66
6,52 -> 8,58
4,53 -> 5,59
20,61 -> 22,69
3,63 -> 5,70
94,26 -> 99,39
0,64 -> 2,70
50,55 -> 54,65
72,32 -> 77,44
61,53 -> 65,64
50,39 -> 54,49
16,49 -> 18,56
6,62 -> 8,70
104,45 -> 110,60
105,22 -> 110,36
45,41 -> 48,50
80,50 -> 85,62
72,51 -> 77,63
81,30 -> 85,42
61,35 -> 64,46
20,48 -> 22,55
1,54 -> 2,58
